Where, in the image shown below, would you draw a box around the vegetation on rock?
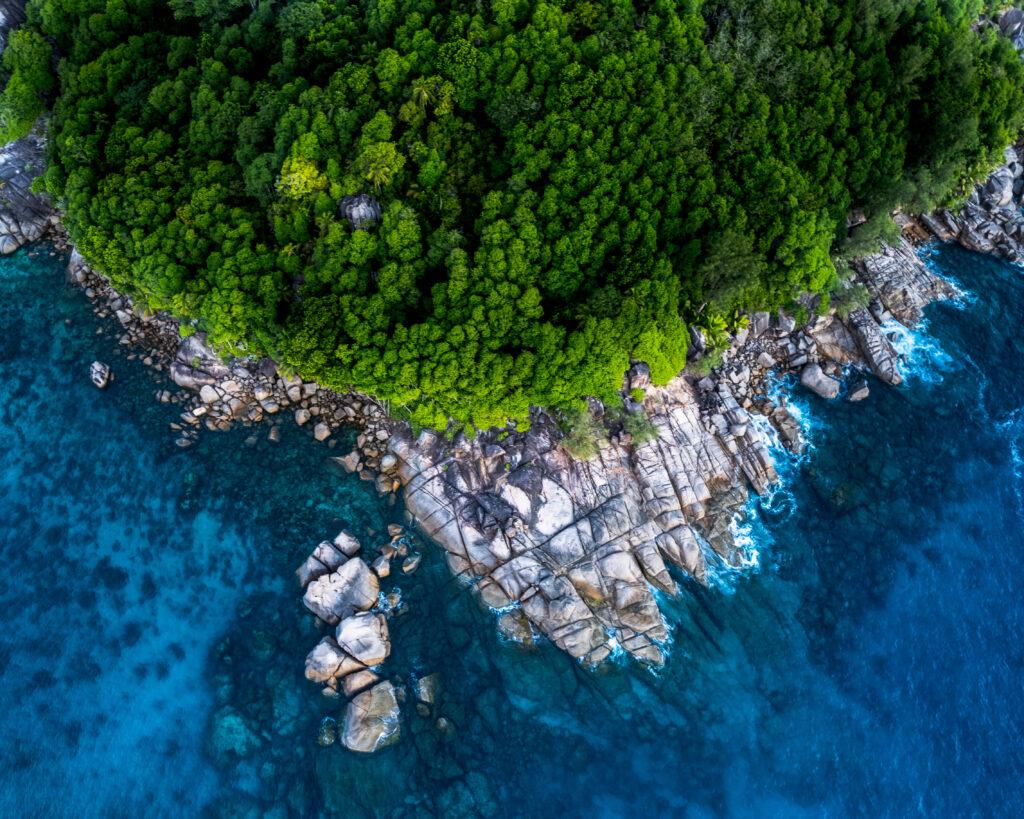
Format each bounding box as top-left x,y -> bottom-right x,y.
7,0 -> 1024,430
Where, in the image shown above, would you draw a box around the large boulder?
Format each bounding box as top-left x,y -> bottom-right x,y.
170,333 -> 230,390
304,636 -> 364,683
981,167 -> 1015,209
302,558 -> 379,625
335,612 -> 390,667
342,681 -> 401,753
296,540 -> 349,588
800,363 -> 840,400
340,194 -> 382,230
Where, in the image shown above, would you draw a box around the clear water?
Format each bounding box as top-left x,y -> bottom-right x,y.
2,242 -> 1022,817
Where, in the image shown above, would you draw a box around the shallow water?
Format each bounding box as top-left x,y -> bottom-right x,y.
2,243 -> 1023,817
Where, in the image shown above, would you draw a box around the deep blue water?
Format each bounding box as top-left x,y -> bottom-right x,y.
1,242 -> 1023,817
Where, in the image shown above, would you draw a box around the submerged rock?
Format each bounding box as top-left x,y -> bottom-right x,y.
342,681 -> 401,753
207,706 -> 261,762
316,717 -> 337,747
848,380 -> 870,402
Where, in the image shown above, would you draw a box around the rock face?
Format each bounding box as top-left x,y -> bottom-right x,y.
342,681 -> 401,753
390,375 -> 777,666
0,122 -> 54,255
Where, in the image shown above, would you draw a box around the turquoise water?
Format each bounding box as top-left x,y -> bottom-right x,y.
2,242 -> 1023,817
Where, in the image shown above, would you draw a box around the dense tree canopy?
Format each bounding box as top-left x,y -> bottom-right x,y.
5,0 -> 1023,429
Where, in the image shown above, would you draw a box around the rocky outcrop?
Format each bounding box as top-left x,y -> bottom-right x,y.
855,237 -> 955,326
0,125 -> 54,254
89,361 -> 110,389
919,145 -> 1024,264
389,372 -> 777,666
846,308 -> 902,386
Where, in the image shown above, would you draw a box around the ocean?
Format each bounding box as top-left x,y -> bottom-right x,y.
1,242 -> 1021,817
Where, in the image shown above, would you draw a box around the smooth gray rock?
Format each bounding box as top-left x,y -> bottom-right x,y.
340,194 -> 382,230
342,681 -> 401,753
335,612 -> 390,667
800,363 -> 840,399
302,558 -> 379,625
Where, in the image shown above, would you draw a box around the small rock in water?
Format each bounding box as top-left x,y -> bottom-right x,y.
314,422 -> 331,441
848,380 -> 870,402
316,717 -> 337,747
334,451 -> 361,473
402,553 -> 422,574
89,361 -> 110,389
268,426 -> 280,443
371,555 -> 391,578
414,673 -> 441,705
294,408 -> 311,426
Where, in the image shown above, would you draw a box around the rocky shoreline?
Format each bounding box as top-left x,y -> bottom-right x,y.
24,144 -> 1018,749
5,71 -> 1024,747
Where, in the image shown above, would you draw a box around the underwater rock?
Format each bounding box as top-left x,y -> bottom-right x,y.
316,717 -> 337,747
848,381 -> 870,402
496,609 -> 535,645
414,673 -> 441,705
342,681 -> 401,753
207,706 -> 262,762
335,612 -> 390,667
302,558 -> 379,625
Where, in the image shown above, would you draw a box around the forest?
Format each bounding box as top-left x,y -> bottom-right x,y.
2,0 -> 1022,431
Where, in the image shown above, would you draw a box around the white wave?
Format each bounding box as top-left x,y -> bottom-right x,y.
882,318 -> 958,385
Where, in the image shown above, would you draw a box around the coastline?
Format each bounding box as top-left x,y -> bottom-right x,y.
4,101 -> 1024,748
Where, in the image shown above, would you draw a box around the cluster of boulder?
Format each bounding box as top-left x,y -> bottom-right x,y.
919,145 -> 1024,264
298,526 -> 433,753
66,249 -> 395,462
